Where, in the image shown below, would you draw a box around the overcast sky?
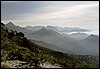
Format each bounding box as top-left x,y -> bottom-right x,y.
1,1 -> 99,35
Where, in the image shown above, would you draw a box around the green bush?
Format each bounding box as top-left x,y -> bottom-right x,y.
1,64 -> 11,68
1,51 -> 8,62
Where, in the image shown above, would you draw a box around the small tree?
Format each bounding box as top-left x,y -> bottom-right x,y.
16,32 -> 24,37
15,31 -> 17,35
8,30 -> 15,39
1,22 -> 5,26
5,28 -> 8,32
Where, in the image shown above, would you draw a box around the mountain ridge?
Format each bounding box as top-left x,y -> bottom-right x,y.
4,22 -> 99,55
32,27 -> 60,36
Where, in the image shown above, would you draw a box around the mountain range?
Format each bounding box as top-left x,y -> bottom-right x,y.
1,22 -> 99,68
5,22 -> 99,56
25,25 -> 90,33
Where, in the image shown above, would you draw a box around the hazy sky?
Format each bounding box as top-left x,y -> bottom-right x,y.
1,1 -> 99,35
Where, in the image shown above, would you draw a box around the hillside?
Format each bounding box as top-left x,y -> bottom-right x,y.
30,28 -> 89,55
1,22 -> 99,68
29,39 -> 74,54
80,34 -> 99,55
83,34 -> 99,42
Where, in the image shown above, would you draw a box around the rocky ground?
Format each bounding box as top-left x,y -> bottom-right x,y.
1,60 -> 62,68
1,60 -> 34,68
40,63 -> 62,68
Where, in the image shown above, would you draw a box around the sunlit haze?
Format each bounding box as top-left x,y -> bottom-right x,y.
1,1 -> 99,35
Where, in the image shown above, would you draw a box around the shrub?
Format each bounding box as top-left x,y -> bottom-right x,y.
1,50 -> 8,62
1,63 -> 11,68
16,32 -> 24,37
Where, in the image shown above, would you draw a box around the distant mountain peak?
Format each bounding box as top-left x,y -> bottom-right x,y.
32,27 -> 60,36
89,34 -> 98,37
26,25 -> 32,27
40,27 -> 46,30
35,27 -> 50,33
8,22 -> 13,24
46,26 -> 54,27
90,34 -> 96,36
84,34 -> 99,41
6,22 -> 15,26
